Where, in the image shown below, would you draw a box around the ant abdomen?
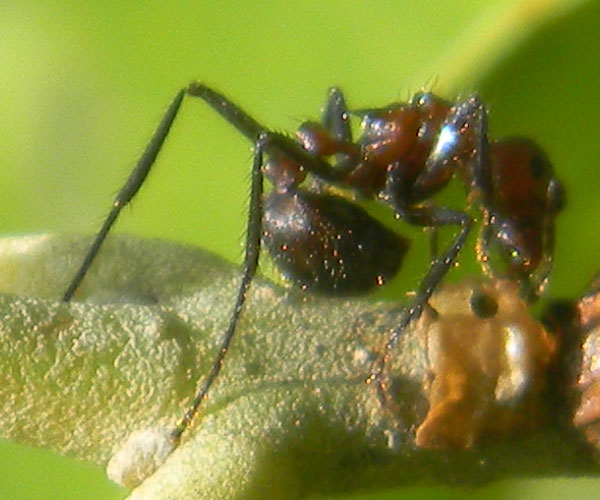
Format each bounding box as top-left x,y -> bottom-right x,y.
262,189 -> 410,294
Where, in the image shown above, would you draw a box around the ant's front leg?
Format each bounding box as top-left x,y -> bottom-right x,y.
375,184 -> 473,366
368,96 -> 489,386
526,218 -> 556,301
529,176 -> 564,299
368,182 -> 473,401
475,207 -> 496,279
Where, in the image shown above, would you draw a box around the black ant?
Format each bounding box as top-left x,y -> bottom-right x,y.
61,83 -> 563,444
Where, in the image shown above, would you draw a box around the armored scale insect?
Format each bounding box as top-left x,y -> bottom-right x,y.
62,83 -> 564,443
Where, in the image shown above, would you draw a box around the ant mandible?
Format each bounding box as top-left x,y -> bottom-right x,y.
61,83 -> 563,443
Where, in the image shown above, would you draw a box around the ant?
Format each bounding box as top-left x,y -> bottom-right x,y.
61,82 -> 564,445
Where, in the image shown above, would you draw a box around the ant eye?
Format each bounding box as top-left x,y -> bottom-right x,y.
530,152 -> 549,178
470,291 -> 498,318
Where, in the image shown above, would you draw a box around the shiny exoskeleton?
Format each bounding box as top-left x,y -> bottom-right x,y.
61,83 -> 563,443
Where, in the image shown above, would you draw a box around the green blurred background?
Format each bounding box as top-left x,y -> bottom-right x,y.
1,0 -> 600,498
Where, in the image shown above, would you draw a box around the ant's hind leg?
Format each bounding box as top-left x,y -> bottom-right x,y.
172,133 -> 267,440
62,89 -> 186,301
63,82 -> 278,302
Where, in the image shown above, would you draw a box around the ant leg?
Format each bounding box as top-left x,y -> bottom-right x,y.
475,208 -> 495,278
370,197 -> 472,380
369,97 -> 490,383
189,83 -> 348,184
428,227 -> 439,260
172,133 -> 266,440
521,219 -> 555,302
64,83 -> 343,301
62,90 -> 186,301
172,126 -> 358,439
185,83 -> 264,141
525,179 -> 562,300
